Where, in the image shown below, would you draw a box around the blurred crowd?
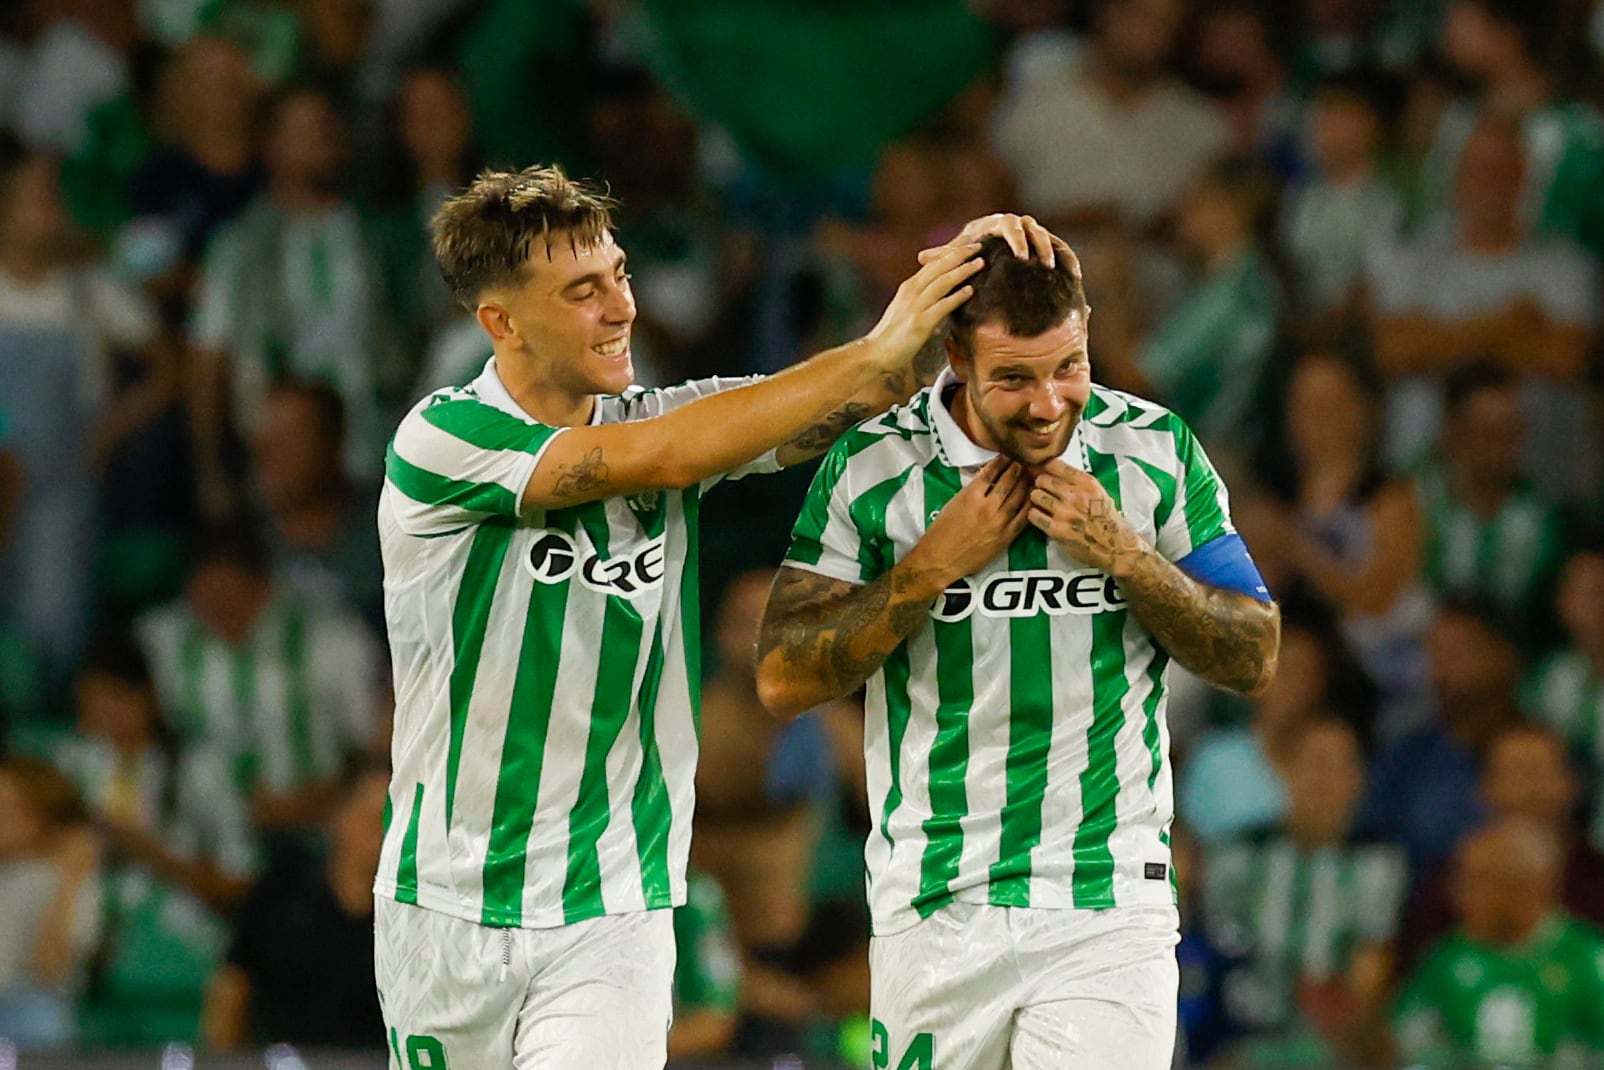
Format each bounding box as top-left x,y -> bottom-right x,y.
1,0 -> 1603,1066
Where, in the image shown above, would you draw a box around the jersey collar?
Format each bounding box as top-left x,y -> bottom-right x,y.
929,366 -> 1086,470
472,357 -> 605,427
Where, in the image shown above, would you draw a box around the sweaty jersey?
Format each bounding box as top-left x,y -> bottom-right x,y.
785,374 -> 1236,935
375,358 -> 775,929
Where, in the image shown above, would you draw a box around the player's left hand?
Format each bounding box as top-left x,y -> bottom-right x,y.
1028,459 -> 1146,574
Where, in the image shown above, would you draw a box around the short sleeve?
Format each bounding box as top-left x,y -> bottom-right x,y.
783,437 -> 870,585
384,394 -> 565,536
1152,417 -> 1235,561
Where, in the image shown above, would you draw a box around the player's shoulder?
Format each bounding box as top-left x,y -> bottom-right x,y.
1079,386 -> 1203,459
392,382 -> 552,458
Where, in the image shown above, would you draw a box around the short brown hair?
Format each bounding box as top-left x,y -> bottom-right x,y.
948,236 -> 1087,354
431,164 -> 619,309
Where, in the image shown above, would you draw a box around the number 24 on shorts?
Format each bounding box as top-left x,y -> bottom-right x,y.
872,1019 -> 935,1070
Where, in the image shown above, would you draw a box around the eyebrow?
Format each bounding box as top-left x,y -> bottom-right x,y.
990,352 -> 1089,376
558,251 -> 628,296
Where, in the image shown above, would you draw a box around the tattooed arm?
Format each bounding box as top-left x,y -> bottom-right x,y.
757,457 -> 1032,719
773,332 -> 948,467
1028,461 -> 1280,696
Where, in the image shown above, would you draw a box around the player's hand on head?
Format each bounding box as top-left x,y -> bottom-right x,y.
918,214 -> 1058,265
911,456 -> 1032,586
1028,459 -> 1143,574
865,243 -> 985,365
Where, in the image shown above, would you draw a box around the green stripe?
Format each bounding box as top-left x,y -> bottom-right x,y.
480,513 -> 578,926
283,603 -> 315,784
1072,446 -> 1131,909
915,464 -> 970,918
1131,456 -> 1178,532
419,396 -> 559,454
788,432 -> 904,568
562,505 -> 646,922
445,525 -> 516,829
630,617 -> 673,909
989,529 -> 1054,906
230,642 -> 259,790
1173,424 -> 1228,550
386,443 -> 518,516
848,468 -> 918,577
395,782 -> 425,904
878,644 -> 915,863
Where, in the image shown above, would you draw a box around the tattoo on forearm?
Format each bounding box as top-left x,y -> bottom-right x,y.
786,402 -> 874,455
1119,550 -> 1280,695
551,447 -> 610,500
759,567 -> 936,702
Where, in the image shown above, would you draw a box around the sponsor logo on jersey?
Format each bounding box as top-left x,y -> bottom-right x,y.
930,569 -> 1126,621
524,530 -> 667,597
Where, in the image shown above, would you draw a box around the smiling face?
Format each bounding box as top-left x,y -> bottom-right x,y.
481,229 -> 637,398
948,311 -> 1093,467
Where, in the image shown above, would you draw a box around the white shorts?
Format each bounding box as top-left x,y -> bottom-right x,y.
374,897 -> 676,1070
869,903 -> 1179,1070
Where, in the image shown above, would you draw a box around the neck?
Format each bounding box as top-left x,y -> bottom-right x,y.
946,382 -> 995,453
1448,464 -> 1510,517
271,180 -> 340,213
0,246 -> 53,285
495,349 -> 596,427
1324,156 -> 1375,187
1459,218 -> 1521,253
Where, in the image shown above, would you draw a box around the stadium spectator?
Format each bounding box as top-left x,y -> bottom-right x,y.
8,0 -> 138,155
668,868 -> 743,1060
1416,360 -> 1568,649
1186,0 -> 1296,159
0,757 -> 101,1051
1392,816 -> 1604,1066
200,764 -> 386,1050
1180,599 -> 1378,843
250,380 -> 383,631
126,35 -> 266,266
188,82 -> 397,503
1368,114 -> 1599,497
1118,155 -> 1281,453
133,524 -> 382,834
1521,544 -> 1604,840
1206,718 -> 1404,1064
56,635 -> 256,1048
1279,71 -> 1404,324
1237,351 -> 1432,735
692,569 -> 842,1054
1362,601 -> 1523,872
991,0 -> 1229,232
1396,722 -> 1604,978
1430,0 -> 1604,256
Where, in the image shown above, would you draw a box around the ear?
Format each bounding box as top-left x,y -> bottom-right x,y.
475,302 -> 516,346
944,335 -> 971,380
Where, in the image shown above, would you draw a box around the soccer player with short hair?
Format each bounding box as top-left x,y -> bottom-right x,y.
372,165 -> 1046,1068
756,230 -> 1281,1069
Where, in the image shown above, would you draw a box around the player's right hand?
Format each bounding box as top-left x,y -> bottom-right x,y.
863,243 -> 984,368
905,456 -> 1032,588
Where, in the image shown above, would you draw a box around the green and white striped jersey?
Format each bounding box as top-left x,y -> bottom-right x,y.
1522,650 -> 1604,845
1417,466 -> 1566,629
376,358 -> 776,929
785,373 -> 1237,935
135,593 -> 380,794
1205,834 -> 1407,1030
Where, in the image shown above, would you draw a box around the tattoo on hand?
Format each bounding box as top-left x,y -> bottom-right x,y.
787,402 -> 874,454
551,447 -> 610,500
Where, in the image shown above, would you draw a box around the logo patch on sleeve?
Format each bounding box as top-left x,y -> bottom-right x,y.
1144,862 -> 1168,881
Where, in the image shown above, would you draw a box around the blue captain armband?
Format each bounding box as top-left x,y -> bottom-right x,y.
1174,533 -> 1272,602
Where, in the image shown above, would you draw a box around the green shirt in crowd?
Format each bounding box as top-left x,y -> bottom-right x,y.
1394,913 -> 1604,1068
673,870 -> 741,1019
